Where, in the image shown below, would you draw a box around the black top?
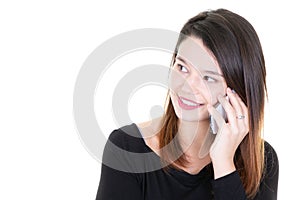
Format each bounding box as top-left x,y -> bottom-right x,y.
96,123 -> 279,200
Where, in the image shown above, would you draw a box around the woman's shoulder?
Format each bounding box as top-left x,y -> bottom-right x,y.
103,122 -> 162,173
251,140 -> 279,198
263,140 -> 279,177
109,117 -> 163,152
107,123 -> 149,153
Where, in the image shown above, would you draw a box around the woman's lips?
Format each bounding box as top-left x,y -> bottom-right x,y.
178,96 -> 204,110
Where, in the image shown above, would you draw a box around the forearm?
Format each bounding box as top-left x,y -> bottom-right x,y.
211,171 -> 247,200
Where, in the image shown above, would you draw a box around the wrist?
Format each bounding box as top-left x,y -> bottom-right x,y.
212,159 -> 236,179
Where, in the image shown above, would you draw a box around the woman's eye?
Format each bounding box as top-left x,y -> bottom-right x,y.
203,75 -> 216,82
178,64 -> 188,73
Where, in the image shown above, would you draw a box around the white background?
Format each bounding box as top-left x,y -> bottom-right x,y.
1,0 -> 299,199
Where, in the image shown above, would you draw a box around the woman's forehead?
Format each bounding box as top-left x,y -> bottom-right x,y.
176,37 -> 220,73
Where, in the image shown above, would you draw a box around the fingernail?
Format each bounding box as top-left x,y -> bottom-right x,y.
228,87 -> 236,94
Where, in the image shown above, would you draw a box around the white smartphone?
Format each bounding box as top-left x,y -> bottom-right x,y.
210,96 -> 228,134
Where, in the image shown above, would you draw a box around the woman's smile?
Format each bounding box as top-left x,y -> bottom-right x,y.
178,95 -> 204,110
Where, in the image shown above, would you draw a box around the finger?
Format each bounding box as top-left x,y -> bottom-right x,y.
227,88 -> 249,129
227,87 -> 244,118
217,95 -> 236,125
227,88 -> 246,126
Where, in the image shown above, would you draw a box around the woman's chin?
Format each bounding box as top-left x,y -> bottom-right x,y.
175,113 -> 209,122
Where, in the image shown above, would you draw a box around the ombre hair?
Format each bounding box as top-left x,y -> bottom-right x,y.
159,9 -> 266,198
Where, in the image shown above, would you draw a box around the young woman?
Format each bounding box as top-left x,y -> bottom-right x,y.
96,9 -> 279,199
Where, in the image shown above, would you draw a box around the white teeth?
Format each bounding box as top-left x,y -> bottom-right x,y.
181,98 -> 199,107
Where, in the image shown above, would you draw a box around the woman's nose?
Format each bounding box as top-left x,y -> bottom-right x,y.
181,73 -> 206,94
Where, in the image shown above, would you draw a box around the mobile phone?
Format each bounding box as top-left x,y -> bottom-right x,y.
210,96 -> 228,134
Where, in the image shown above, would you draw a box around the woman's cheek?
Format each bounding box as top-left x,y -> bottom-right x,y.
168,71 -> 185,92
206,84 -> 227,105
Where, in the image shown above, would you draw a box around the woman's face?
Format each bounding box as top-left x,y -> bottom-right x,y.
168,36 -> 227,122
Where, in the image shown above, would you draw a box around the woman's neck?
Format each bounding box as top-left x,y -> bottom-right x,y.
177,119 -> 211,159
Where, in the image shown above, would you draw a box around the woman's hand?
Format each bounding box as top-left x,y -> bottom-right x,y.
208,87 -> 249,179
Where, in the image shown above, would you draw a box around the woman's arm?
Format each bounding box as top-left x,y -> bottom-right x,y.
211,141 -> 279,200
211,171 -> 247,199
96,164 -> 142,200
95,128 -> 144,200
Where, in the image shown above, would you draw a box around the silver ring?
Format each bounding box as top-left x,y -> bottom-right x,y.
236,115 -> 245,119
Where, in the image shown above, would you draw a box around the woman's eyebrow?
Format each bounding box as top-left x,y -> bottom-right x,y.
203,70 -> 224,77
175,56 -> 189,65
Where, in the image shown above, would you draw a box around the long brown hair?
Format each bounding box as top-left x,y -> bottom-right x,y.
159,9 -> 266,198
